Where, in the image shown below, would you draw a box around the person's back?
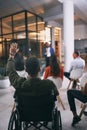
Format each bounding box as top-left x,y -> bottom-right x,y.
70,57 -> 85,70
15,52 -> 24,71
64,51 -> 85,81
18,78 -> 58,96
14,48 -> 28,78
43,54 -> 64,80
69,51 -> 85,72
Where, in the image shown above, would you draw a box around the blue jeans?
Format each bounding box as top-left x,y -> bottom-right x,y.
67,89 -> 87,112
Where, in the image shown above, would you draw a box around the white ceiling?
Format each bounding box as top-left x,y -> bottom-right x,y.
0,0 -> 87,27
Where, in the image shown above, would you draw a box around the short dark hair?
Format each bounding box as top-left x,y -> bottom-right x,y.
74,51 -> 80,56
25,57 -> 40,76
15,53 -> 24,71
10,39 -> 18,44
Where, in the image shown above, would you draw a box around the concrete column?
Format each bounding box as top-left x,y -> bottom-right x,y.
51,27 -> 55,50
63,0 -> 74,72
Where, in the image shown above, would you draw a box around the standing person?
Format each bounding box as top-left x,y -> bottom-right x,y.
45,42 -> 55,67
64,51 -> 85,87
67,82 -> 87,126
43,54 -> 64,80
10,40 -> 28,78
6,44 -> 59,103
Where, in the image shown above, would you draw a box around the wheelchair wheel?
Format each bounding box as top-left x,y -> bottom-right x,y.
8,110 -> 21,130
57,110 -> 62,130
53,108 -> 62,130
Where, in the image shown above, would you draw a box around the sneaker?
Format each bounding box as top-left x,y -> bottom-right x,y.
72,115 -> 81,126
83,111 -> 87,116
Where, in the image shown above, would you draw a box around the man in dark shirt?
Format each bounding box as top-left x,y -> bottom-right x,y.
6,43 -> 58,98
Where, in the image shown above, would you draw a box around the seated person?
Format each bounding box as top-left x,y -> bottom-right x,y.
15,49 -> 28,78
64,51 -> 85,88
6,44 -> 58,101
67,82 -> 87,126
43,54 -> 64,80
43,55 -> 65,110
14,49 -> 24,71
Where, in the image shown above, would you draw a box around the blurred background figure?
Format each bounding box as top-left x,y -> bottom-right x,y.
64,51 -> 85,88
10,40 -> 28,78
45,42 -> 55,67
43,54 -> 64,80
14,49 -> 28,78
43,53 -> 65,110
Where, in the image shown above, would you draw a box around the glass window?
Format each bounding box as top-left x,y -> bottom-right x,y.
37,20 -> 45,41
28,38 -> 37,56
0,36 -> 3,42
37,17 -> 45,58
0,20 -> 1,35
27,12 -> 36,32
45,27 -> 51,43
14,32 -> 26,39
13,12 -> 25,32
37,18 -> 44,31
54,27 -> 61,59
28,32 -> 36,40
54,28 -> 61,41
0,43 -> 2,57
2,17 -> 12,34
3,34 -> 12,41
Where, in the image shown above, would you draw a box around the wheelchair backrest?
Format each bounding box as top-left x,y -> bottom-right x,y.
16,90 -> 56,121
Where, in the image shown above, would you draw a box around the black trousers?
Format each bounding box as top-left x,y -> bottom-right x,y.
67,89 -> 87,112
46,57 -> 51,67
64,72 -> 77,88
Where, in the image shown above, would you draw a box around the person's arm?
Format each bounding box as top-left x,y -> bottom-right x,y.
83,59 -> 85,68
6,44 -> 26,89
50,47 -> 55,55
6,43 -> 18,74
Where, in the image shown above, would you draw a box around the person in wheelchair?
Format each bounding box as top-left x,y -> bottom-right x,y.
7,44 -> 62,130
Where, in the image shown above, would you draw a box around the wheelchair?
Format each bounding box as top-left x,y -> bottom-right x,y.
8,90 -> 62,130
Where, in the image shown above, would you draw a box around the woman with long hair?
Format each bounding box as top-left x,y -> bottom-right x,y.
43,54 -> 65,110
43,54 -> 64,80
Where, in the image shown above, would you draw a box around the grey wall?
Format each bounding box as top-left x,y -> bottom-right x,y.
75,39 -> 87,53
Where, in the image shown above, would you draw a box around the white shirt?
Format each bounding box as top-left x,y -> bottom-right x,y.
16,70 -> 28,78
46,47 -> 51,57
47,76 -> 62,90
69,57 -> 85,72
